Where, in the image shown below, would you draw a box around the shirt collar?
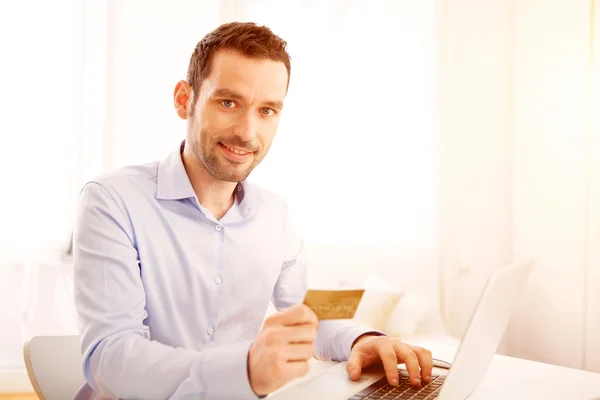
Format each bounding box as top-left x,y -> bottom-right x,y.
235,179 -> 255,219
156,141 -> 196,200
156,141 -> 256,218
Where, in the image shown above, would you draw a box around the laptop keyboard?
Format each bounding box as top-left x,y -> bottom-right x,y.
347,370 -> 445,400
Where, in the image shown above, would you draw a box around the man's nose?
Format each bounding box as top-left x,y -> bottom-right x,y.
233,112 -> 258,142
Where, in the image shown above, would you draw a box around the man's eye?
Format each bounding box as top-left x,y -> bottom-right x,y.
260,108 -> 274,116
221,100 -> 235,108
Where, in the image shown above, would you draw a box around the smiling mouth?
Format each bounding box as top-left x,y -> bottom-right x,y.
221,143 -> 252,155
218,142 -> 255,162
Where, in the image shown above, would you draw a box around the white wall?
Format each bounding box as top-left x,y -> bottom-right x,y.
437,0 -> 515,338
439,0 -> 599,371
503,0 -> 593,370
586,0 -> 600,373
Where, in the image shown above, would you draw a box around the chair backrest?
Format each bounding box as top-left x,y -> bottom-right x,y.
23,335 -> 85,400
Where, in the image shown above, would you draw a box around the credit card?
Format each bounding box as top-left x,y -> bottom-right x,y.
302,289 -> 365,320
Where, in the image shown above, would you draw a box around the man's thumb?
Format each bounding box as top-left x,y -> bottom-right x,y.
346,352 -> 362,380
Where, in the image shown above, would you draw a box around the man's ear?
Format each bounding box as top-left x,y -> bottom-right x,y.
174,80 -> 193,120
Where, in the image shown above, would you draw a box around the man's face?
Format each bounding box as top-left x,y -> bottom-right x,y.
182,50 -> 288,182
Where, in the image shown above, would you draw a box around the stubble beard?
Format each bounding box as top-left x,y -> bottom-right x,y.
191,129 -> 265,183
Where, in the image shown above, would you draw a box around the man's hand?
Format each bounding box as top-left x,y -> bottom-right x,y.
347,335 -> 433,388
248,304 -> 319,396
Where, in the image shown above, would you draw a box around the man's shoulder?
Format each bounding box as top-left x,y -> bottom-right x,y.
82,160 -> 160,199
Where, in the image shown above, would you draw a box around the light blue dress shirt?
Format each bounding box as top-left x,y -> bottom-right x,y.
73,142 -> 376,399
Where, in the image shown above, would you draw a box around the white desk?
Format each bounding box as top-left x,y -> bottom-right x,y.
272,342 -> 600,399
469,354 -> 600,399
417,340 -> 600,399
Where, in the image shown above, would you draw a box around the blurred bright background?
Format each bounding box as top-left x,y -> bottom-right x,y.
0,0 -> 598,392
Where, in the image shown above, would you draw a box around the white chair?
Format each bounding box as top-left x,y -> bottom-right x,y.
23,335 -> 85,400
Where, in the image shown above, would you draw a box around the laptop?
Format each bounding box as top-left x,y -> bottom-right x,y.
268,261 -> 534,400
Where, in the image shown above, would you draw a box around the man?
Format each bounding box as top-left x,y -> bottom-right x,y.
73,22 -> 433,399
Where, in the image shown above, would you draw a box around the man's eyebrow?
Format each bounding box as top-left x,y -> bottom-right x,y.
262,99 -> 284,110
212,88 -> 284,110
212,88 -> 244,100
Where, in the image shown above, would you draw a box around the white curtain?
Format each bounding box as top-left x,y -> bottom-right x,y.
0,0 -> 82,373
0,0 -> 81,264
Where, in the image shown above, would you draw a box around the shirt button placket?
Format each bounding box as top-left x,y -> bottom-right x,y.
211,223 -> 225,343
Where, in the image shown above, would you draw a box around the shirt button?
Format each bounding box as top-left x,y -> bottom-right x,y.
207,327 -> 214,335
214,277 -> 222,285
215,224 -> 222,231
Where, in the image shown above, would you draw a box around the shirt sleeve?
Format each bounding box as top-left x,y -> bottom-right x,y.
74,182 -> 259,400
271,203 -> 383,362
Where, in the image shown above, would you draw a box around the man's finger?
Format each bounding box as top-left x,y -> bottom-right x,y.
407,344 -> 433,383
263,325 -> 316,347
375,341 -> 400,387
346,350 -> 362,381
265,304 -> 319,327
285,343 -> 315,362
394,343 -> 421,387
287,325 -> 318,344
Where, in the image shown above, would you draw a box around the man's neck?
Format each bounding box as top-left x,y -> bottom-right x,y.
181,148 -> 237,220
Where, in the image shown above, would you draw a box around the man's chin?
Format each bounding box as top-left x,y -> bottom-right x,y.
203,151 -> 260,182
211,166 -> 253,183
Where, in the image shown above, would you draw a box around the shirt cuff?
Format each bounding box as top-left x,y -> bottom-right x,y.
315,320 -> 388,362
191,340 -> 259,400
351,331 -> 387,350
342,326 -> 387,359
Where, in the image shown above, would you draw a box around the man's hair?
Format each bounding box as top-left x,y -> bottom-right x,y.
186,22 -> 291,103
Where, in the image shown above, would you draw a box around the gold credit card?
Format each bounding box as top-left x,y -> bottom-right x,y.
303,289 -> 365,320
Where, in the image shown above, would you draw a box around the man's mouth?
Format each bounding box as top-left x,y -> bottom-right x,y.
222,143 -> 252,155
218,142 -> 255,162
